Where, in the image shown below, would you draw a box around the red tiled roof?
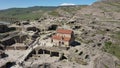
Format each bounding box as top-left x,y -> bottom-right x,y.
56,28 -> 73,34
52,35 -> 61,40
63,37 -> 71,41
52,35 -> 71,41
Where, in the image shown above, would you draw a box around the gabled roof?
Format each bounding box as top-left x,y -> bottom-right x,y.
56,28 -> 73,34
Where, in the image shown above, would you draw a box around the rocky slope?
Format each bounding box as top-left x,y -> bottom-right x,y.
0,5 -> 86,22
0,1 -> 120,68
68,1 -> 120,68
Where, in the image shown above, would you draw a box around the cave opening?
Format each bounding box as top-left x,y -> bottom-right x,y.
44,50 -> 50,54
50,52 -> 59,57
48,25 -> 58,30
85,55 -> 90,59
6,62 -> 16,68
38,49 -> 43,54
79,51 -> 83,56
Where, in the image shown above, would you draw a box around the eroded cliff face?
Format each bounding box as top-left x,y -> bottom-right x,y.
93,53 -> 120,68
65,1 -> 120,68
75,2 -> 120,20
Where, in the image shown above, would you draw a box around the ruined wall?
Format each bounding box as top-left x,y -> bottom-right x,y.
0,24 -> 8,33
0,24 -> 16,33
48,24 -> 58,30
1,35 -> 28,46
27,27 -> 40,32
14,35 -> 28,43
6,46 -> 28,50
51,51 -> 59,57
1,38 -> 15,46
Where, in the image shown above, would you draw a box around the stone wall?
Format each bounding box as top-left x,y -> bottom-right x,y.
1,35 -> 28,47
1,38 -> 16,46
27,27 -> 40,32
0,24 -> 8,33
48,24 -> 58,30
6,46 -> 28,50
0,24 -> 16,33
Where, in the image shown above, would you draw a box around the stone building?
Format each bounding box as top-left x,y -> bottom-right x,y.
51,28 -> 75,47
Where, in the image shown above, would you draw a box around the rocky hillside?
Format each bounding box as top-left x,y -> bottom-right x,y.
0,5 -> 87,21
69,1 -> 120,68
76,2 -> 120,20
0,1 -> 120,68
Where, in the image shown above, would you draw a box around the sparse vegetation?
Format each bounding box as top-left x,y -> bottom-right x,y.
0,6 -> 57,21
0,6 -> 85,21
99,0 -> 120,2
48,11 -> 60,16
103,41 -> 120,59
103,63 -> 109,68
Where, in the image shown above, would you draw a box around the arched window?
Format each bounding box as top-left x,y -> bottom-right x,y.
62,42 -> 64,45
51,39 -> 53,43
59,41 -> 61,46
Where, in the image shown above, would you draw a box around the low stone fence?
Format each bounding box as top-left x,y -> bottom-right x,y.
6,46 -> 28,50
